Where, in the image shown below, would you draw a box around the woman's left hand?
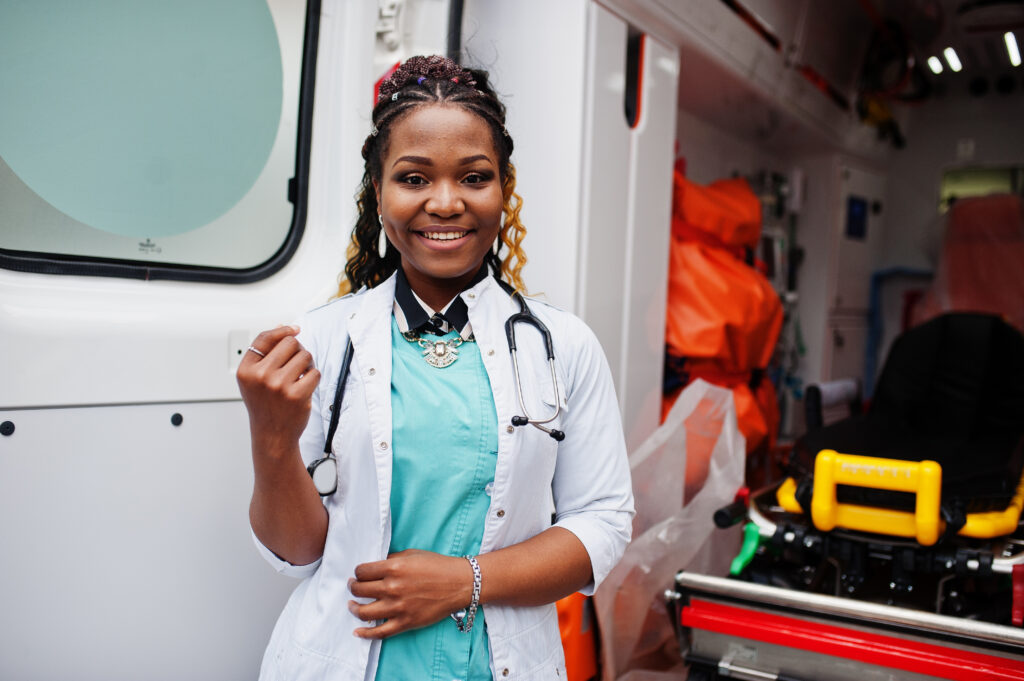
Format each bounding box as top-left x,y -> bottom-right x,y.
348,549 -> 474,639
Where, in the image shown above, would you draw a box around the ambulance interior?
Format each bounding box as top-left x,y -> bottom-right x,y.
1,0 -> 1023,679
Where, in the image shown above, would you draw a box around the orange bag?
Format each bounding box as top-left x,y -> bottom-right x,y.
557,593 -> 598,681
671,175 -> 762,251
664,173 -> 783,453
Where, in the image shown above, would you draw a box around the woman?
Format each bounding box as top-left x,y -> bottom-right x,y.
237,55 -> 633,681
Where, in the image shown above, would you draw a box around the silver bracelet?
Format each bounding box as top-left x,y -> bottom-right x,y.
450,555 -> 481,633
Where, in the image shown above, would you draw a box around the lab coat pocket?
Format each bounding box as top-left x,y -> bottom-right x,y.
539,370 -> 568,420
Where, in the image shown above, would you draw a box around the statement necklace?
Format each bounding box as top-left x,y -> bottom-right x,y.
403,329 -> 475,368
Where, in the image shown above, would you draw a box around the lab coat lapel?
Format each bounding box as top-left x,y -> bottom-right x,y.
346,275 -> 396,546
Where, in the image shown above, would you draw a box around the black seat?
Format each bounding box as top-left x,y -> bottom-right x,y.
793,312 -> 1024,517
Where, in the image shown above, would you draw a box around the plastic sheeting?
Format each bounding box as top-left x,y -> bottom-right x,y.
595,380 -> 746,680
911,194 -> 1024,333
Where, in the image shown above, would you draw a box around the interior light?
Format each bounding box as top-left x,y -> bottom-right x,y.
944,47 -> 963,72
1006,32 -> 1022,67
927,56 -> 944,74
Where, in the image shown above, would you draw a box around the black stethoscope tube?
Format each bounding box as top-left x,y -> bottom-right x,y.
306,338 -> 353,496
506,292 -> 565,442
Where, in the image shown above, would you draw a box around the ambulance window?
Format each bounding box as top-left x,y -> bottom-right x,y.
0,0 -> 318,282
939,166 -> 1024,212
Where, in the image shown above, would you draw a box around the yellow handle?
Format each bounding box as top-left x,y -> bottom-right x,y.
810,450 -> 943,546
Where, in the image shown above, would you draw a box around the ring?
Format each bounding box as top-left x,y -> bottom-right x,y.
246,345 -> 266,358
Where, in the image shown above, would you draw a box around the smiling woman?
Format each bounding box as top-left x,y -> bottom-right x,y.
236,55 -> 635,681
376,105 -> 505,308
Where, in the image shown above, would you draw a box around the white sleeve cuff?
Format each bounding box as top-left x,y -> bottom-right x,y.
251,527 -> 322,579
553,509 -> 633,596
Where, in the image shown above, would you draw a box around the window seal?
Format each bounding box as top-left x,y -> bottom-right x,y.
0,0 -> 322,285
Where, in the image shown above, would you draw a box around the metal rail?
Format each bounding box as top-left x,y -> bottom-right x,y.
673,571 -> 1024,648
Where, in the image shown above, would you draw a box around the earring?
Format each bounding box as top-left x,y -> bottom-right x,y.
378,219 -> 388,258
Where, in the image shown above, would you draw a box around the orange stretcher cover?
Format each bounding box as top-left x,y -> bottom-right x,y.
911,194 -> 1024,334
664,173 -> 783,452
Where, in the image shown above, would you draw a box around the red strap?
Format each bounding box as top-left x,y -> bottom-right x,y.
682,598 -> 1024,680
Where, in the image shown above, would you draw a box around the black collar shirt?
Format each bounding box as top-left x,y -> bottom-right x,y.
391,265 -> 488,341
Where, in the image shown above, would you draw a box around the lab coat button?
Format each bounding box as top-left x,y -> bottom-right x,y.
496,509 -> 505,518
487,349 -> 494,356
368,368 -> 376,376
467,293 -> 475,299
379,442 -> 388,450
502,669 -> 509,677
506,425 -> 514,434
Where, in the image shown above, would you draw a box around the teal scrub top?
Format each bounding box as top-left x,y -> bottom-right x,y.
375,319 -> 498,681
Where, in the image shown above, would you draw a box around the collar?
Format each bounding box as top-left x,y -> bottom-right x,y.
392,265 -> 489,340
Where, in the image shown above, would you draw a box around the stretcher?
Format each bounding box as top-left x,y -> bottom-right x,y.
667,570 -> 1024,681
667,313 -> 1024,678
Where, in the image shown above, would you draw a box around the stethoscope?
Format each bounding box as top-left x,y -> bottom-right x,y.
306,288 -> 564,496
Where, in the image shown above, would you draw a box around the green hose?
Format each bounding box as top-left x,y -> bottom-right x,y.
729,522 -> 762,576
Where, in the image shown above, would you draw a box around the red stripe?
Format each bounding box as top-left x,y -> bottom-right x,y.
681,599 -> 1024,680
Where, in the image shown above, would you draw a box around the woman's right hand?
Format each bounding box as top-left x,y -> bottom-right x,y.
236,325 -> 320,456
239,326 -> 329,566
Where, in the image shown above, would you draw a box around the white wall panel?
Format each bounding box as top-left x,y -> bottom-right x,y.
619,36 -> 678,451
0,401 -> 294,680
578,5 -> 632,389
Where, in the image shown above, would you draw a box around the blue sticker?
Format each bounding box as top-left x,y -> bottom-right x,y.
846,195 -> 868,240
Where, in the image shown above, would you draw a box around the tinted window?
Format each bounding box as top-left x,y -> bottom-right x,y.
0,0 -> 317,281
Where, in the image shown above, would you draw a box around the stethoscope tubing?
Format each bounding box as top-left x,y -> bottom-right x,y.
506,292 -> 565,441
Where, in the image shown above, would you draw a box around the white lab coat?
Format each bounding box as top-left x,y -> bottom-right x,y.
253,273 -> 634,681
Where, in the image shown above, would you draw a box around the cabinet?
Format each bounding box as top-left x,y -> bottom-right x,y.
797,156 -> 886,385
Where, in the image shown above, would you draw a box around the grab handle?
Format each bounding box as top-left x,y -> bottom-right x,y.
810,450 -> 943,546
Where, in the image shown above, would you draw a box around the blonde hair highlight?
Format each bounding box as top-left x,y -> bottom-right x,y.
499,164 -> 528,293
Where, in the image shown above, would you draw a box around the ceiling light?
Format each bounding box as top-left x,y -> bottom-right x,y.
927,56 -> 944,74
1007,32 -> 1022,67
944,47 -> 963,72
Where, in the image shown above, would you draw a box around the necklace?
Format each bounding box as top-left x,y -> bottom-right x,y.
403,329 -> 475,368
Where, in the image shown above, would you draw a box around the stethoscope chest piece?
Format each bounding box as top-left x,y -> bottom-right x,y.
308,455 -> 338,496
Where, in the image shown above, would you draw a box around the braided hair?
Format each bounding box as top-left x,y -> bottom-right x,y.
337,55 -> 527,297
